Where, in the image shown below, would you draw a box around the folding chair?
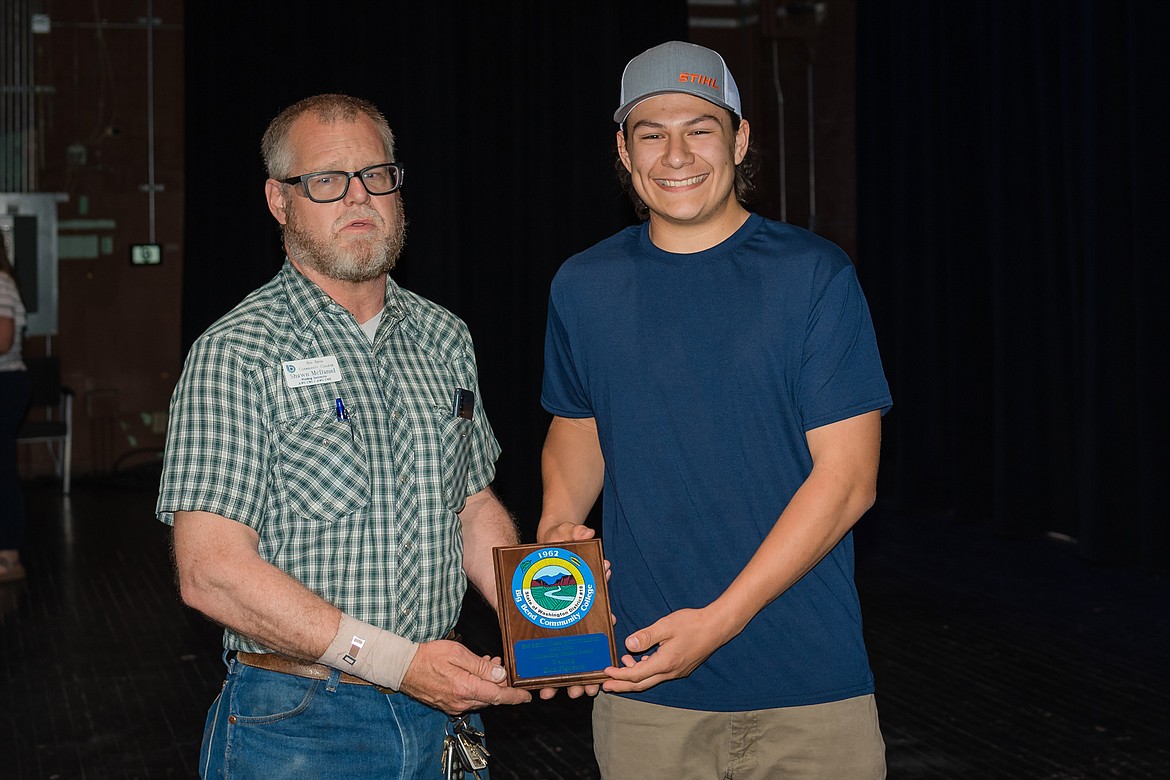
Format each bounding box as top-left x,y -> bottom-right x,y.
15,356 -> 73,494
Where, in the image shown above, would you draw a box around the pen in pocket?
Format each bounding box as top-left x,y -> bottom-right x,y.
335,397 -> 355,441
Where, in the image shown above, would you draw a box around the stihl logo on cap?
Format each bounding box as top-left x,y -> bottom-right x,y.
678,72 -> 719,89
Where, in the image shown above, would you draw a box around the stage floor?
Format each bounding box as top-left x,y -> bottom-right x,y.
2,471 -> 1167,779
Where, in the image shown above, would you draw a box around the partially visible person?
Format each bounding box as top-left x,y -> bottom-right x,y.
157,93 -> 529,778
538,41 -> 891,779
0,237 -> 30,583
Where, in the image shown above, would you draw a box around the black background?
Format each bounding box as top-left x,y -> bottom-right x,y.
185,1 -> 1169,571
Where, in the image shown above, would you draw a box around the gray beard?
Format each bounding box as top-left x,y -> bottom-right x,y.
282,198 -> 407,283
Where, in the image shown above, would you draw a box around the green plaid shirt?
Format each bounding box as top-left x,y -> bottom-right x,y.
157,261 -> 500,651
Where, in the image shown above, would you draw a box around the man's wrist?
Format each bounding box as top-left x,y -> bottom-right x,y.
535,518 -> 567,543
536,519 -> 585,544
317,613 -> 419,690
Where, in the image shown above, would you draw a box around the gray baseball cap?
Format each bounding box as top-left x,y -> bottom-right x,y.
614,41 -> 742,124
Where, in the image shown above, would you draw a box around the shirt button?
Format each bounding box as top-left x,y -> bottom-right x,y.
402,541 -> 413,550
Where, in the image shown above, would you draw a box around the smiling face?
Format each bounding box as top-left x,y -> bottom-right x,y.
617,92 -> 750,252
265,114 -> 405,284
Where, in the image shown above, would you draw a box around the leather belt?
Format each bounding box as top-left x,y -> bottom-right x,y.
235,630 -> 458,696
236,651 -> 399,694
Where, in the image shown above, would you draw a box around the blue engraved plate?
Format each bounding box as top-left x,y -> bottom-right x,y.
514,633 -> 613,679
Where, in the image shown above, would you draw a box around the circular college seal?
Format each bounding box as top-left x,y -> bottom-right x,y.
510,547 -> 598,629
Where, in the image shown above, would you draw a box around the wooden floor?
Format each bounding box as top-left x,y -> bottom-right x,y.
2,470 -> 1168,779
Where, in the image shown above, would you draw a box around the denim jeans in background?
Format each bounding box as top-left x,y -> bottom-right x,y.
199,654 -> 489,779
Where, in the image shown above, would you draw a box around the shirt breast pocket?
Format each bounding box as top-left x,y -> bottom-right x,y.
276,412 -> 371,520
434,409 -> 473,512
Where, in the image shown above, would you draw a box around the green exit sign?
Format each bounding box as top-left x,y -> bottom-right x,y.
130,243 -> 162,265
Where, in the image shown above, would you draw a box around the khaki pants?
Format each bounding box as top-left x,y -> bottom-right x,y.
593,691 -> 886,780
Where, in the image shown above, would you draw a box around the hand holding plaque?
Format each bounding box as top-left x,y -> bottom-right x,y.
492,539 -> 617,689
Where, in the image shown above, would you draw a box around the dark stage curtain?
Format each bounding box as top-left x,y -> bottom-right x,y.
184,4 -> 686,534
856,1 -> 1169,571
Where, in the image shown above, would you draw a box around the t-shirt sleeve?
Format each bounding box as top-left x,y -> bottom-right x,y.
0,274 -> 18,318
156,335 -> 271,528
799,264 -> 892,431
540,287 -> 593,418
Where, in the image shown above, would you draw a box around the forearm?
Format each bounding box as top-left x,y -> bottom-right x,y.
174,509 -> 421,689
709,411 -> 881,640
712,467 -> 875,640
0,317 -> 14,353
459,487 -> 519,612
173,510 -> 341,659
537,415 -> 605,542
603,414 -> 882,692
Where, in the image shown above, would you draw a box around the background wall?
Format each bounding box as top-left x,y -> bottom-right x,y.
179,1 -> 857,535
4,1 -> 852,496
7,1 -> 1167,572
180,1 -> 689,532
856,0 -> 1169,571
4,0 -> 185,476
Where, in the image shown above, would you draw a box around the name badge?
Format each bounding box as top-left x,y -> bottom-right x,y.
282,356 -> 342,388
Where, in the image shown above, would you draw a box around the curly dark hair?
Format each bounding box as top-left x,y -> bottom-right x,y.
615,112 -> 760,221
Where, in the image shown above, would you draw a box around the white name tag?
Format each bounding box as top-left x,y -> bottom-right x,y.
282,356 -> 342,388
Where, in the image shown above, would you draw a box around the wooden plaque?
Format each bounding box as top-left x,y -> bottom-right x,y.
492,539 -> 617,689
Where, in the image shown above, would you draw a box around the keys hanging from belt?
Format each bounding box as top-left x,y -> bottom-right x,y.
441,733 -> 461,780
441,714 -> 489,779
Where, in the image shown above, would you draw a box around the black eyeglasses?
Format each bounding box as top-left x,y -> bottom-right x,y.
279,162 -> 404,204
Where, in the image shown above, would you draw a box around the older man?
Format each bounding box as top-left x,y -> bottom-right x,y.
158,93 -> 528,779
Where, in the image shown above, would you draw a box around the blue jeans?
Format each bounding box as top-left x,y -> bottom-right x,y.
200,653 -> 489,779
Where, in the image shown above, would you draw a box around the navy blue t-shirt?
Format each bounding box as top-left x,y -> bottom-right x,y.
542,214 -> 892,711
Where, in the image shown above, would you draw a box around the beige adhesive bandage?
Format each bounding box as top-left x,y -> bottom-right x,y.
317,613 -> 420,691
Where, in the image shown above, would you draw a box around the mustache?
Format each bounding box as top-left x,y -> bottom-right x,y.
333,207 -> 385,230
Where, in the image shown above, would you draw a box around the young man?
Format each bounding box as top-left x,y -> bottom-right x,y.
538,42 -> 891,778
157,93 -> 529,778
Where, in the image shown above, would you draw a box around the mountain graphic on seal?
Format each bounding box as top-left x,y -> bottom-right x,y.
531,572 -> 577,588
